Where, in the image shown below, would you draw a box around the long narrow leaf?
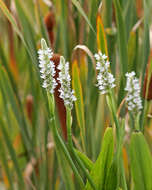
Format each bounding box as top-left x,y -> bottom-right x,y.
130,132 -> 152,190
0,119 -> 25,189
85,127 -> 114,190
72,60 -> 86,151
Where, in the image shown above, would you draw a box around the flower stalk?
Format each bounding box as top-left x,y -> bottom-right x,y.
57,56 -> 97,190
47,94 -> 84,188
94,52 -> 119,138
94,52 -> 124,188
38,39 -> 84,188
66,106 -> 97,190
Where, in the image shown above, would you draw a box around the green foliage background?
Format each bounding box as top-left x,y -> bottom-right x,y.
0,0 -> 152,189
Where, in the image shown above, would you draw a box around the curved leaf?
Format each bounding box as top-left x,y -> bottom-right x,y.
130,131 -> 152,190
72,60 -> 86,151
85,127 -> 114,190
96,13 -> 108,56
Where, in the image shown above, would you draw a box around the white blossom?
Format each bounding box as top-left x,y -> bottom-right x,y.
94,51 -> 116,94
38,38 -> 57,94
57,56 -> 76,109
125,71 -> 142,113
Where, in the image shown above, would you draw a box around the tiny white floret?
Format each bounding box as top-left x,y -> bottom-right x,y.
125,71 -> 142,113
38,38 -> 57,94
57,56 -> 76,109
94,51 -> 116,94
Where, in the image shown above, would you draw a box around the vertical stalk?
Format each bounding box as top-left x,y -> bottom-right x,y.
106,90 -> 122,188
66,106 -> 97,190
107,91 -> 120,140
47,93 -> 84,188
120,154 -> 128,190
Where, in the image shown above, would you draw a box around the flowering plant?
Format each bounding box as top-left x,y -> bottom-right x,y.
0,1 -> 152,190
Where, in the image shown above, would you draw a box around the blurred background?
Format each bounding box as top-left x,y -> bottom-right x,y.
0,0 -> 152,189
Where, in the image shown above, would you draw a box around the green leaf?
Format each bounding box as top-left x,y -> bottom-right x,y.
130,131 -> 152,190
85,127 -> 114,190
140,0 -> 151,130
104,158 -> 118,190
0,139 -> 14,189
35,1 -> 50,46
0,43 -> 20,104
0,0 -> 25,46
71,0 -> 95,35
102,0 -> 113,28
14,0 -> 38,68
113,0 -> 128,105
56,142 -> 75,190
72,60 -> 86,151
113,0 -> 128,74
0,68 -> 31,151
127,31 -> 137,72
87,0 -> 98,53
96,13 -> 108,56
0,119 -> 25,189
75,149 -> 93,171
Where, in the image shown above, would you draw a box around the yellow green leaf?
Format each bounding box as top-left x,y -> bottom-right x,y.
72,60 -> 85,151
85,127 -> 114,190
96,13 -> 108,56
130,131 -> 152,190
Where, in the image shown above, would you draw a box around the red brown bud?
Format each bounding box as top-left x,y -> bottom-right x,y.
51,54 -> 67,141
44,11 -> 55,46
143,51 -> 152,100
26,94 -> 33,123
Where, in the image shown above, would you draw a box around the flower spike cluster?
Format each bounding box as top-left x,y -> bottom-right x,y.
38,39 -> 57,94
125,71 -> 143,113
57,56 -> 76,109
94,52 -> 116,94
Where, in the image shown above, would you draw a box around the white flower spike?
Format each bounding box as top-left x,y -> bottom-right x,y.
57,56 -> 76,109
125,71 -> 143,113
38,38 -> 57,94
94,51 -> 116,94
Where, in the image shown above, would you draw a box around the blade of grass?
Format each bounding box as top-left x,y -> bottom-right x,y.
0,67 -> 32,153
85,127 -> 114,190
96,13 -> 108,56
0,119 -> 25,190
34,1 -> 50,46
102,0 -> 113,28
130,131 -> 152,190
113,0 -> 128,75
0,139 -> 14,189
113,0 -> 128,105
71,0 -> 96,35
0,0 -> 25,46
140,0 -> 151,131
75,149 -> 93,171
127,31 -> 137,72
72,60 -> 86,152
14,0 -> 38,68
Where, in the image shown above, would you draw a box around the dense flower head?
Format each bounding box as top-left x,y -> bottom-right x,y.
38,38 -> 57,93
57,56 -> 76,109
125,71 -> 143,113
94,52 -> 116,94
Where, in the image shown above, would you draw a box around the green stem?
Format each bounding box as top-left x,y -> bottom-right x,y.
141,100 -> 149,132
47,93 -> 84,188
107,90 -> 122,188
107,91 -> 120,140
135,113 -> 140,131
66,107 -> 97,190
120,154 -> 128,190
